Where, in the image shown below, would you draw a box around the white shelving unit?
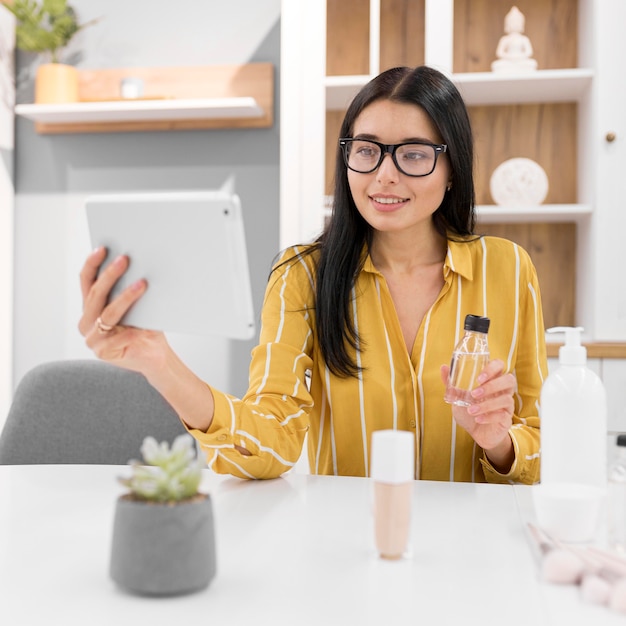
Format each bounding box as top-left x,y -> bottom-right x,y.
281,0 -> 598,245
453,68 -> 593,105
321,202 -> 594,227
327,68 -> 594,110
452,68 -> 593,106
280,0 -> 626,343
476,204 -> 592,224
15,97 -> 264,125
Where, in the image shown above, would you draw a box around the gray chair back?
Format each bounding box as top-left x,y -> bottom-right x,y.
0,360 -> 188,465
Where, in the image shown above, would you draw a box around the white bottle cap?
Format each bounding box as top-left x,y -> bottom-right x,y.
371,430 -> 415,484
546,326 -> 586,366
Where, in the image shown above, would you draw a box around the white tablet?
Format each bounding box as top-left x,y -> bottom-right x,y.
85,190 -> 256,340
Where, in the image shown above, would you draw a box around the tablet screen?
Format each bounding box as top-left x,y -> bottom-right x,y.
85,191 -> 256,339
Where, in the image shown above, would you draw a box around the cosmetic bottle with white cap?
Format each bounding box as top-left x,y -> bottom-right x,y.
370,429 -> 414,559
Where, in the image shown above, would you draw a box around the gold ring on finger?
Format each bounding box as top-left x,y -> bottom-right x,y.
95,316 -> 115,334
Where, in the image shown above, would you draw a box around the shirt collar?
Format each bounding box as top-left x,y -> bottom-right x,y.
362,238 -> 475,281
362,253 -> 379,275
445,238 -> 474,281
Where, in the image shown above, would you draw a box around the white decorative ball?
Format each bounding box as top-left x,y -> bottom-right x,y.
489,157 -> 549,206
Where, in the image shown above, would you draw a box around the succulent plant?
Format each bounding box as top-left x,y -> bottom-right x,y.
119,434 -> 205,503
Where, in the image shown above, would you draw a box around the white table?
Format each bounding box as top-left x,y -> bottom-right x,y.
0,465 -> 621,626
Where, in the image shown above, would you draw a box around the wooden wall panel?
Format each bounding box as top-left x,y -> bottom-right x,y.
327,0 -> 370,75
477,222 -> 576,328
453,0 -> 578,72
327,0 -> 426,75
469,103 -> 577,205
380,0 -> 426,70
326,110 -> 345,195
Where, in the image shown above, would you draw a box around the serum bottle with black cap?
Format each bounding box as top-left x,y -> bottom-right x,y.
444,314 -> 490,407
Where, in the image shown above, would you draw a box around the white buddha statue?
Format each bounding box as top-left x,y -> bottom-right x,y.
491,6 -> 538,73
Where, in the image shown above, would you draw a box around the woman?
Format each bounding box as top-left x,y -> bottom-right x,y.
79,66 -> 547,483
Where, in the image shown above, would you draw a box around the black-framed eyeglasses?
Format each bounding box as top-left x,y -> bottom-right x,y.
339,138 -> 447,177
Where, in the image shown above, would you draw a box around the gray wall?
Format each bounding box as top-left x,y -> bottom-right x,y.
13,0 -> 281,396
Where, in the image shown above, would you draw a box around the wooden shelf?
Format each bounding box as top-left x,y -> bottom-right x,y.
325,68 -> 593,110
546,342 -> 626,359
476,204 -> 592,224
16,97 -> 263,125
16,63 -> 274,134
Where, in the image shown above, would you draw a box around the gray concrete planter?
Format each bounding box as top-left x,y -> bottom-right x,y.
110,493 -> 216,596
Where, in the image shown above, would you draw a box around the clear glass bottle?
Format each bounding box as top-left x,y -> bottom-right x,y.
444,314 -> 490,407
608,434 -> 626,554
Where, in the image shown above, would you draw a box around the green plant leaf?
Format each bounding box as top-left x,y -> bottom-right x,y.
42,0 -> 68,18
2,0 -> 95,63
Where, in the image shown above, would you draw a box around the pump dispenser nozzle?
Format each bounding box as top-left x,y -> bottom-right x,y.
546,326 -> 586,365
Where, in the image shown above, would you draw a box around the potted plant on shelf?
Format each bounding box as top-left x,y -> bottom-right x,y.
1,0 -> 99,103
110,434 -> 217,596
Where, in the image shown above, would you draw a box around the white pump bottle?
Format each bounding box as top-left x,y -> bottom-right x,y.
534,327 -> 607,542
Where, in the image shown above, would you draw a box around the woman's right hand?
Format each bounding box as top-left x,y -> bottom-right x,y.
78,247 -> 218,432
77,246 -> 170,375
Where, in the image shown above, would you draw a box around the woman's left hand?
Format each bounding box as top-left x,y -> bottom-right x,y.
440,359 -> 516,473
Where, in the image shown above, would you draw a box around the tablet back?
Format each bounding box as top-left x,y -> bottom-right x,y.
85,191 -> 256,339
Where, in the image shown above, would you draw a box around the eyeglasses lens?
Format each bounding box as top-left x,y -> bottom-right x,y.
344,140 -> 437,176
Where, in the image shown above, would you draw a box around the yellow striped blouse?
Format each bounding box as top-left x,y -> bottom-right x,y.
189,236 -> 548,483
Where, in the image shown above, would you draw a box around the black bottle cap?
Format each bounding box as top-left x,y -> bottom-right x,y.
617,434 -> 626,447
464,314 -> 490,333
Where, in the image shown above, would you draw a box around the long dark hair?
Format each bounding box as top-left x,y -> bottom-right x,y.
290,66 -> 475,377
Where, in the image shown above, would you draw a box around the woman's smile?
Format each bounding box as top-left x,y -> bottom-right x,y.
369,194 -> 409,211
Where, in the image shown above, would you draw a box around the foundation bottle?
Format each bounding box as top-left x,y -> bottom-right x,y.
370,429 -> 414,560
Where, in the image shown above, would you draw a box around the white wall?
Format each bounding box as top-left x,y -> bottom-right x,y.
0,9 -> 14,422
7,0 -> 281,430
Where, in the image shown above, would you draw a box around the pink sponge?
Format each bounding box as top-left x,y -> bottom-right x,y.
580,573 -> 612,605
541,548 -> 585,584
609,578 -> 626,613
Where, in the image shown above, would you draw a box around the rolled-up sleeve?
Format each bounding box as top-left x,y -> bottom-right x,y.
187,248 -> 316,479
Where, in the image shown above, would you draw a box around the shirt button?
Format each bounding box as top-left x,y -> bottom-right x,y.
409,420 -> 416,428
217,434 -> 227,441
